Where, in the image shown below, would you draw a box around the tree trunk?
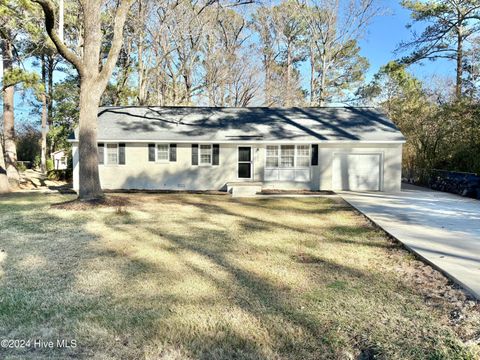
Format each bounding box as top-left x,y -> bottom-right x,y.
58,0 -> 64,42
3,85 -> 18,182
78,80 -> 103,200
137,41 -> 145,104
455,24 -> 463,100
183,72 -> 192,105
264,54 -> 271,106
76,0 -> 104,201
286,44 -> 292,107
309,45 -> 315,106
46,54 -> 55,156
40,55 -> 48,174
137,0 -> 147,105
318,55 -> 327,107
0,138 -> 10,194
47,55 -> 55,118
41,93 -> 48,174
2,38 -> 19,182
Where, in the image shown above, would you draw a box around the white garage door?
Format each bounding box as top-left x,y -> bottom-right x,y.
332,153 -> 382,191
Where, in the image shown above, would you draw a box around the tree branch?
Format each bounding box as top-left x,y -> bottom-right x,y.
31,0 -> 85,77
98,0 -> 135,87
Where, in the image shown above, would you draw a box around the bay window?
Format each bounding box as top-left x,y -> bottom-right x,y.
265,144 -> 311,182
296,145 -> 310,167
266,146 -> 279,167
266,145 -> 310,168
280,145 -> 295,167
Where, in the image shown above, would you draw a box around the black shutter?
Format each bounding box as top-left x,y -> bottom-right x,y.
191,144 -> 198,165
148,144 -> 155,162
98,143 -> 104,165
212,144 -> 219,165
311,144 -> 318,166
169,144 -> 177,162
119,143 -> 126,165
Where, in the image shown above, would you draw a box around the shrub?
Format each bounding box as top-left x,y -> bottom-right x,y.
47,169 -> 72,181
33,155 -> 41,169
46,159 -> 54,172
16,162 -> 27,172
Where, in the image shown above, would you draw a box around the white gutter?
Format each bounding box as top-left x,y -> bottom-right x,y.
68,139 -> 406,144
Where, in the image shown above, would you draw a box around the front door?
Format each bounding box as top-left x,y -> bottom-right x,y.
238,146 -> 252,179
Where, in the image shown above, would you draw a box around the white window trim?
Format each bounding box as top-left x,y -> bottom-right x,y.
295,145 -> 311,168
103,143 -> 119,166
198,144 -> 213,166
155,143 -> 170,163
265,144 -> 311,169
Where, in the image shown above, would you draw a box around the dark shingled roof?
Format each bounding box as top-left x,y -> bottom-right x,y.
70,106 -> 405,143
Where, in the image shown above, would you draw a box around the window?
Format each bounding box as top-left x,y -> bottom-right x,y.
296,145 -> 310,168
266,145 -> 311,168
200,144 -> 212,165
266,146 -> 279,168
60,156 -> 67,166
280,145 -> 295,168
106,144 -> 118,165
157,144 -> 169,161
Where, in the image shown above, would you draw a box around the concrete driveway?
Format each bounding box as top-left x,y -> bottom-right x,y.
340,184 -> 480,299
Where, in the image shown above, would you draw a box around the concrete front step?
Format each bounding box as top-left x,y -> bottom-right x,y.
226,182 -> 263,197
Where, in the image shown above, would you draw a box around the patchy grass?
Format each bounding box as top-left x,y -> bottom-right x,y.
0,192 -> 479,360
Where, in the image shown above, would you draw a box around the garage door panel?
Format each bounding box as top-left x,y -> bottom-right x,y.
332,153 -> 381,191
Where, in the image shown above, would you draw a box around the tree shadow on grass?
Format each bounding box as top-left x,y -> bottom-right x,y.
97,197 -> 426,358
0,193 -> 470,359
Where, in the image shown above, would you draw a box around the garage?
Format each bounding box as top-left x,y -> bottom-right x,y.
332,153 -> 382,191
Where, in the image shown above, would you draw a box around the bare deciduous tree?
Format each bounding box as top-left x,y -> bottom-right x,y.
299,0 -> 379,105
252,3 -> 305,106
33,0 -> 134,200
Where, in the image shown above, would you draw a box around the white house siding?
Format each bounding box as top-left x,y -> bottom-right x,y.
72,142 -> 402,192
317,143 -> 402,192
52,150 -> 68,170
73,143 -> 316,191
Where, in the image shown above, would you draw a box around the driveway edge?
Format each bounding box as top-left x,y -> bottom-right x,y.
340,195 -> 480,301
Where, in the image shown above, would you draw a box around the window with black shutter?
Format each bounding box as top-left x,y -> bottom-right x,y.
119,143 -> 126,165
212,144 -> 219,165
191,144 -> 198,165
169,144 -> 177,162
98,143 -> 104,165
148,144 -> 155,162
311,144 -> 319,166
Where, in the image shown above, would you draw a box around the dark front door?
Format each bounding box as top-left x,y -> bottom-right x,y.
238,146 -> 252,179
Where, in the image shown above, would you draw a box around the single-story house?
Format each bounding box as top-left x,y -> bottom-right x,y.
52,149 -> 68,170
70,106 -> 405,194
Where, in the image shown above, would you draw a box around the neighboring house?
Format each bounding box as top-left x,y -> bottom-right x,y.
52,150 -> 68,170
69,106 -> 406,194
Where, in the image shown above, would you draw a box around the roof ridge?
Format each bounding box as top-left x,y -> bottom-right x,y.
98,105 -> 380,110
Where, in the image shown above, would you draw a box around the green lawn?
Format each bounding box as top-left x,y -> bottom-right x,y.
0,192 -> 478,359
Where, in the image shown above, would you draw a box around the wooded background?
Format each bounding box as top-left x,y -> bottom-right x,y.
1,0 -> 480,194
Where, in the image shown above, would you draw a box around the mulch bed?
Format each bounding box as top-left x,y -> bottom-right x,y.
50,190 -> 228,210
259,189 -> 335,195
51,195 -> 130,210
104,189 -> 228,195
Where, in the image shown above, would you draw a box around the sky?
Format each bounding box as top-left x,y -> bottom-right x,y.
359,0 -> 453,82
5,0 -> 457,122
